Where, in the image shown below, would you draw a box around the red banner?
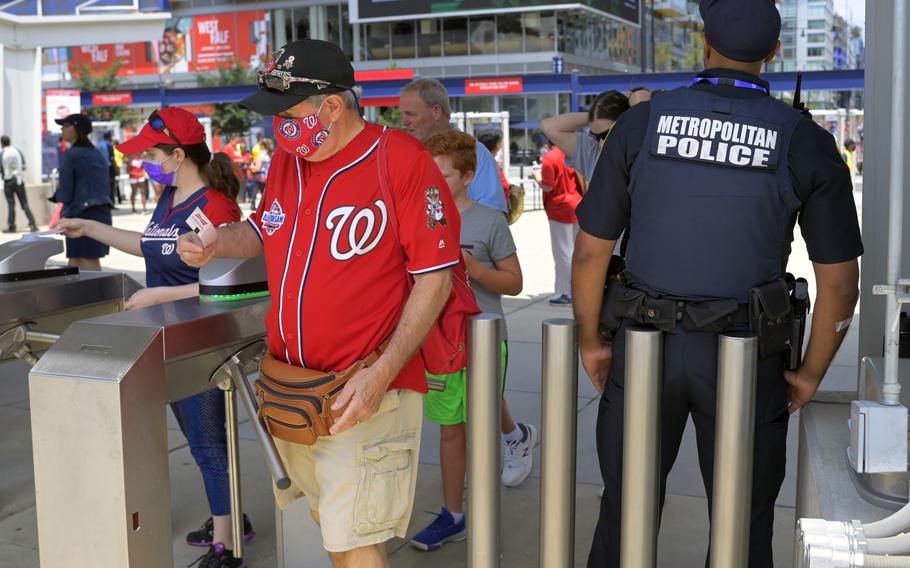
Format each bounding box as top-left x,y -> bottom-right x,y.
355,69 -> 415,82
464,77 -> 524,95
70,43 -> 158,77
189,11 -> 267,72
92,91 -> 133,105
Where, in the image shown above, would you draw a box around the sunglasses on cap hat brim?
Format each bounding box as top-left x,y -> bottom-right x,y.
257,70 -> 349,94
147,110 -> 182,146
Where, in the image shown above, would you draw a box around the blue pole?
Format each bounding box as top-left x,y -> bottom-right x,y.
570,70 -> 580,112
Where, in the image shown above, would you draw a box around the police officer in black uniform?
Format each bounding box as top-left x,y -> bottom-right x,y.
572,1 -> 863,566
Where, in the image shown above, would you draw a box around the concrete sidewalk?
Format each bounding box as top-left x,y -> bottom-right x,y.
0,185 -> 864,566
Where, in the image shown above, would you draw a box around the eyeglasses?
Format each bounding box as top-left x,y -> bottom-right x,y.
148,110 -> 182,145
258,70 -> 345,94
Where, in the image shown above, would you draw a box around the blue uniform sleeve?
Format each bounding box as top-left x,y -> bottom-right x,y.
468,142 -> 508,213
789,120 -> 864,264
576,102 -> 650,241
54,151 -> 75,205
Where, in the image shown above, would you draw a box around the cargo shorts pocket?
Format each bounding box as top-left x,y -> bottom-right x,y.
353,441 -> 415,535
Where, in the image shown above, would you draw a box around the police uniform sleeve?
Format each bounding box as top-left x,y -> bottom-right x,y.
575,103 -> 650,241
789,120 -> 864,264
387,132 -> 461,274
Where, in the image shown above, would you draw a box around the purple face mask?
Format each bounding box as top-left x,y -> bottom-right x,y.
143,155 -> 178,186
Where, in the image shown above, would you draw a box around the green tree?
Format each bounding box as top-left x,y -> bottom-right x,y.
71,59 -> 129,123
198,62 -> 261,137
378,107 -> 403,129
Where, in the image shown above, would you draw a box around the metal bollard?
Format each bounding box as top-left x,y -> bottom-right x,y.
539,319 -> 579,568
620,327 -> 663,568
467,314 -> 503,568
220,381 -> 245,560
709,333 -> 759,568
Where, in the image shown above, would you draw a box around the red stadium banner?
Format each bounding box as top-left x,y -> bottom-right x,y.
354,69 -> 415,82
70,43 -> 158,77
464,77 -> 523,95
189,11 -> 268,72
92,91 -> 133,105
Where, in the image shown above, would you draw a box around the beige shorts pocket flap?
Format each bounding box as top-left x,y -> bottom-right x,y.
354,441 -> 414,535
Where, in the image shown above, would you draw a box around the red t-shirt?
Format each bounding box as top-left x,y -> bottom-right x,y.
540,147 -> 582,224
248,123 -> 461,393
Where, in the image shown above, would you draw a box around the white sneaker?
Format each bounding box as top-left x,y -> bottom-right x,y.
502,423 -> 537,487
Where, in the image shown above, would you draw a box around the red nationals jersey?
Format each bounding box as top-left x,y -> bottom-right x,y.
248,122 -> 460,393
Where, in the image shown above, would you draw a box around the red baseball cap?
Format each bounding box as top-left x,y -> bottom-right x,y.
117,107 -> 206,155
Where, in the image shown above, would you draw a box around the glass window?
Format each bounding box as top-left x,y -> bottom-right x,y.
417,19 -> 442,58
470,15 -> 496,54
807,19 -> 826,30
807,33 -> 826,43
807,47 -> 825,57
523,11 -> 556,52
443,17 -> 468,56
293,8 -> 310,41
365,22 -> 391,60
272,8 -> 292,48
391,21 -> 416,59
807,5 -> 827,18
461,95 -> 495,113
497,14 -> 523,54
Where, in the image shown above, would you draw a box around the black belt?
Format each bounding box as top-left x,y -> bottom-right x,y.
615,286 -> 749,333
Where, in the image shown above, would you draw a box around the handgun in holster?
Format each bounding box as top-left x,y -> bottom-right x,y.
787,275 -> 811,371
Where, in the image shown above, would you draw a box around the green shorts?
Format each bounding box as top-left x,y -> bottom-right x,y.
424,341 -> 508,426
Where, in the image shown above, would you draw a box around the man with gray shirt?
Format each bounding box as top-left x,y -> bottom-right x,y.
0,136 -> 38,233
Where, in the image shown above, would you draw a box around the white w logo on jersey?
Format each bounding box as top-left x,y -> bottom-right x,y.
325,200 -> 388,261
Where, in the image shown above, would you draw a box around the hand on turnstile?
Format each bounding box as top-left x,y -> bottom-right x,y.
125,287 -> 167,310
581,339 -> 613,393
177,230 -> 217,268
49,217 -> 88,239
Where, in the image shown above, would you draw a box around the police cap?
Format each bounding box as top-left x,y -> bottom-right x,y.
700,0 -> 781,63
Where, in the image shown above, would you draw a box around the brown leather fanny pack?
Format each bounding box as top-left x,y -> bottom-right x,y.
255,342 -> 387,445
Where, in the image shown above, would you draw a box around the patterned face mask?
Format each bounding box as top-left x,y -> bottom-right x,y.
273,99 -> 333,159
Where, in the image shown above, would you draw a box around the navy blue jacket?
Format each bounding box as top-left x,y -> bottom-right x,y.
54,146 -> 113,217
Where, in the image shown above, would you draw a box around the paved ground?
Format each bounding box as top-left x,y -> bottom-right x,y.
0,179 -> 863,567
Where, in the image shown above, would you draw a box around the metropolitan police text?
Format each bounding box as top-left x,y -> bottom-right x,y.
655,115 -> 780,168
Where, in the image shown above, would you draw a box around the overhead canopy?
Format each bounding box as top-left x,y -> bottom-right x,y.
0,11 -> 170,49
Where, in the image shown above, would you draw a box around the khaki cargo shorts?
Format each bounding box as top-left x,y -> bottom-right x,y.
273,389 -> 423,552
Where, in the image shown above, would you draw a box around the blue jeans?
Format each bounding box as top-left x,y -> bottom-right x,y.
171,389 -> 231,516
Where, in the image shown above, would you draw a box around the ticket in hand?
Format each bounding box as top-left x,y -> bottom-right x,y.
187,207 -> 217,247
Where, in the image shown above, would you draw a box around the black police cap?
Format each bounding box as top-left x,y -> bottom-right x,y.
242,39 -> 356,116
700,0 -> 781,63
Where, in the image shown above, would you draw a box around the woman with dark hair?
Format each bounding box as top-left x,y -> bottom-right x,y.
540,89 -> 636,182
248,137 -> 272,210
51,107 -> 253,568
52,114 -> 114,270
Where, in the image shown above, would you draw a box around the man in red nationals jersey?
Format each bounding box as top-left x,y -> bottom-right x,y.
177,40 -> 458,567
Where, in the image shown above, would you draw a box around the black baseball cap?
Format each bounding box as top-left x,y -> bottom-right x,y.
241,39 -> 356,116
54,113 -> 93,134
700,0 -> 781,63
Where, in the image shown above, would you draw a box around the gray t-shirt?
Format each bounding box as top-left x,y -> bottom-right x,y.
460,202 -> 517,337
565,131 -> 601,182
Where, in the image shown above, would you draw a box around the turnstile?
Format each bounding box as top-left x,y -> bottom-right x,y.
0,236 -> 141,364
30,257 -> 270,568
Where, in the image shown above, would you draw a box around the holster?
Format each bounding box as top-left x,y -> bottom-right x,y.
599,256 -> 626,341
748,278 -> 794,358
254,342 -> 387,445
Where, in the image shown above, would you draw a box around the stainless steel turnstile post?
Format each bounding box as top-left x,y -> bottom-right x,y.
539,318 -> 578,568
620,327 -> 663,568
709,333 -> 759,568
467,314 -> 503,568
219,379 -> 244,560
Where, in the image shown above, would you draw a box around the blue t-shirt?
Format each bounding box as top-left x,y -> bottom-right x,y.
140,186 -> 240,287
469,142 -> 508,213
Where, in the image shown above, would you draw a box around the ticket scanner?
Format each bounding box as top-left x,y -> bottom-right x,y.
0,236 -> 141,364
